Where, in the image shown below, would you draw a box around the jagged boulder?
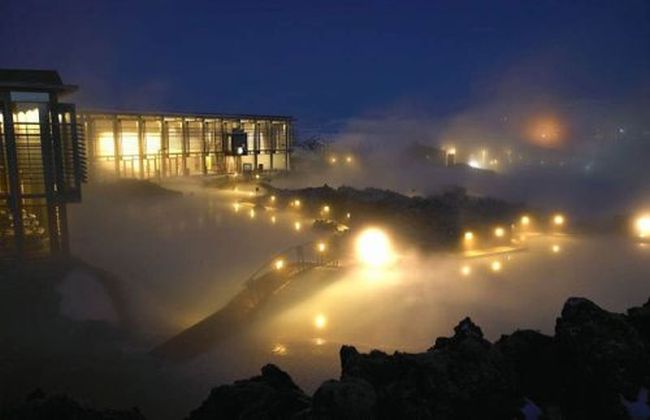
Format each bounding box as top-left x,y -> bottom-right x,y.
1,389 -> 145,420
627,297 -> 650,346
495,329 -> 560,410
186,364 -> 310,420
340,317 -> 521,419
311,377 -> 376,419
555,297 -> 650,418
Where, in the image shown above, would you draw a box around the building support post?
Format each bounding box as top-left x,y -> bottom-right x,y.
1,93 -> 24,256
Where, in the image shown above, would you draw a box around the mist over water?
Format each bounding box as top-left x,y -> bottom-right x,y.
64,170 -> 650,397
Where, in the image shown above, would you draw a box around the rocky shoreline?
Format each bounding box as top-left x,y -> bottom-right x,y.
187,296 -> 650,419
4,296 -> 649,419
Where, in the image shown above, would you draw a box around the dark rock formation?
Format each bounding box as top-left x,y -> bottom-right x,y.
186,364 -> 311,419
339,317 -> 521,419
192,296 -> 650,420
555,297 -> 650,418
1,389 -> 145,420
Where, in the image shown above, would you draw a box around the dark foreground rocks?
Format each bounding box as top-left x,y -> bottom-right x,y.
192,296 -> 650,419
1,389 -> 145,420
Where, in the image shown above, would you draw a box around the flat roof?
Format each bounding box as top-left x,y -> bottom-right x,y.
0,69 -> 77,94
81,108 -> 293,122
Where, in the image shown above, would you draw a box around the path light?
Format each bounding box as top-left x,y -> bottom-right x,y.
494,227 -> 505,238
356,228 -> 392,268
491,260 -> 502,272
551,244 -> 561,253
233,203 -> 240,212
330,157 -> 337,164
274,259 -> 285,270
317,242 -> 327,253
635,215 -> 650,238
322,205 -> 330,214
314,314 -> 327,329
521,216 -> 530,226
294,221 -> 302,231
553,214 -> 565,227
461,265 -> 472,276
464,231 -> 474,241
346,155 -> 353,163
270,215 -> 276,224
270,195 -> 276,202
249,209 -> 255,219
346,212 -> 351,219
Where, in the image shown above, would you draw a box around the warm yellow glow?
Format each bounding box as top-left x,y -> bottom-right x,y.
314,314 -> 327,329
144,132 -> 161,155
494,227 -> 505,238
346,155 -> 353,163
255,174 -> 260,179
121,132 -> 139,157
233,203 -> 240,212
491,260 -> 502,272
249,209 -> 255,219
294,221 -> 302,231
464,231 -> 474,241
272,344 -> 287,356
521,216 -> 530,226
270,215 -> 276,224
322,205 -> 330,214
330,157 -> 337,164
13,108 -> 39,123
635,215 -> 650,238
274,259 -> 285,270
346,212 -> 351,219
97,132 -> 115,156
461,265 -> 472,276
553,214 -> 565,226
551,244 -> 561,253
270,195 -> 276,202
447,147 -> 456,155
356,228 -> 392,267
292,199 -> 301,208
317,242 -> 327,253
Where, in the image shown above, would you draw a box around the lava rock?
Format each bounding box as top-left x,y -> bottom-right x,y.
186,364 -> 310,420
311,377 -> 376,419
1,389 -> 145,420
495,329 -> 560,409
555,297 -> 650,418
340,317 -> 521,419
627,297 -> 650,346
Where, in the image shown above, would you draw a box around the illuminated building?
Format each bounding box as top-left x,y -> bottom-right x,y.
0,70 -> 86,257
80,110 -> 293,180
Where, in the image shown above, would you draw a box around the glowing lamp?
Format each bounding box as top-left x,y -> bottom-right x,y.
314,314 -> 327,329
491,260 -> 502,272
323,205 -> 330,214
494,227 -> 505,238
521,216 -> 530,226
636,215 -> 650,238
464,231 -> 474,241
294,221 -> 302,231
317,242 -> 326,253
274,259 -> 285,270
553,214 -> 565,226
461,265 -> 472,276
551,244 -> 561,253
356,228 -> 392,267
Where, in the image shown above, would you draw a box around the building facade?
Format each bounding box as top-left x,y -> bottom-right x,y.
0,70 -> 86,257
81,110 -> 292,180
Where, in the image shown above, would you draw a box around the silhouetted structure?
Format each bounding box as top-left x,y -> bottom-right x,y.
0,69 -> 86,258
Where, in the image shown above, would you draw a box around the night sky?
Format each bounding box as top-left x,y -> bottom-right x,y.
1,0 -> 649,134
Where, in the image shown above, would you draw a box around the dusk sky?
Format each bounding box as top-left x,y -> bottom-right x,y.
2,0 -> 649,134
